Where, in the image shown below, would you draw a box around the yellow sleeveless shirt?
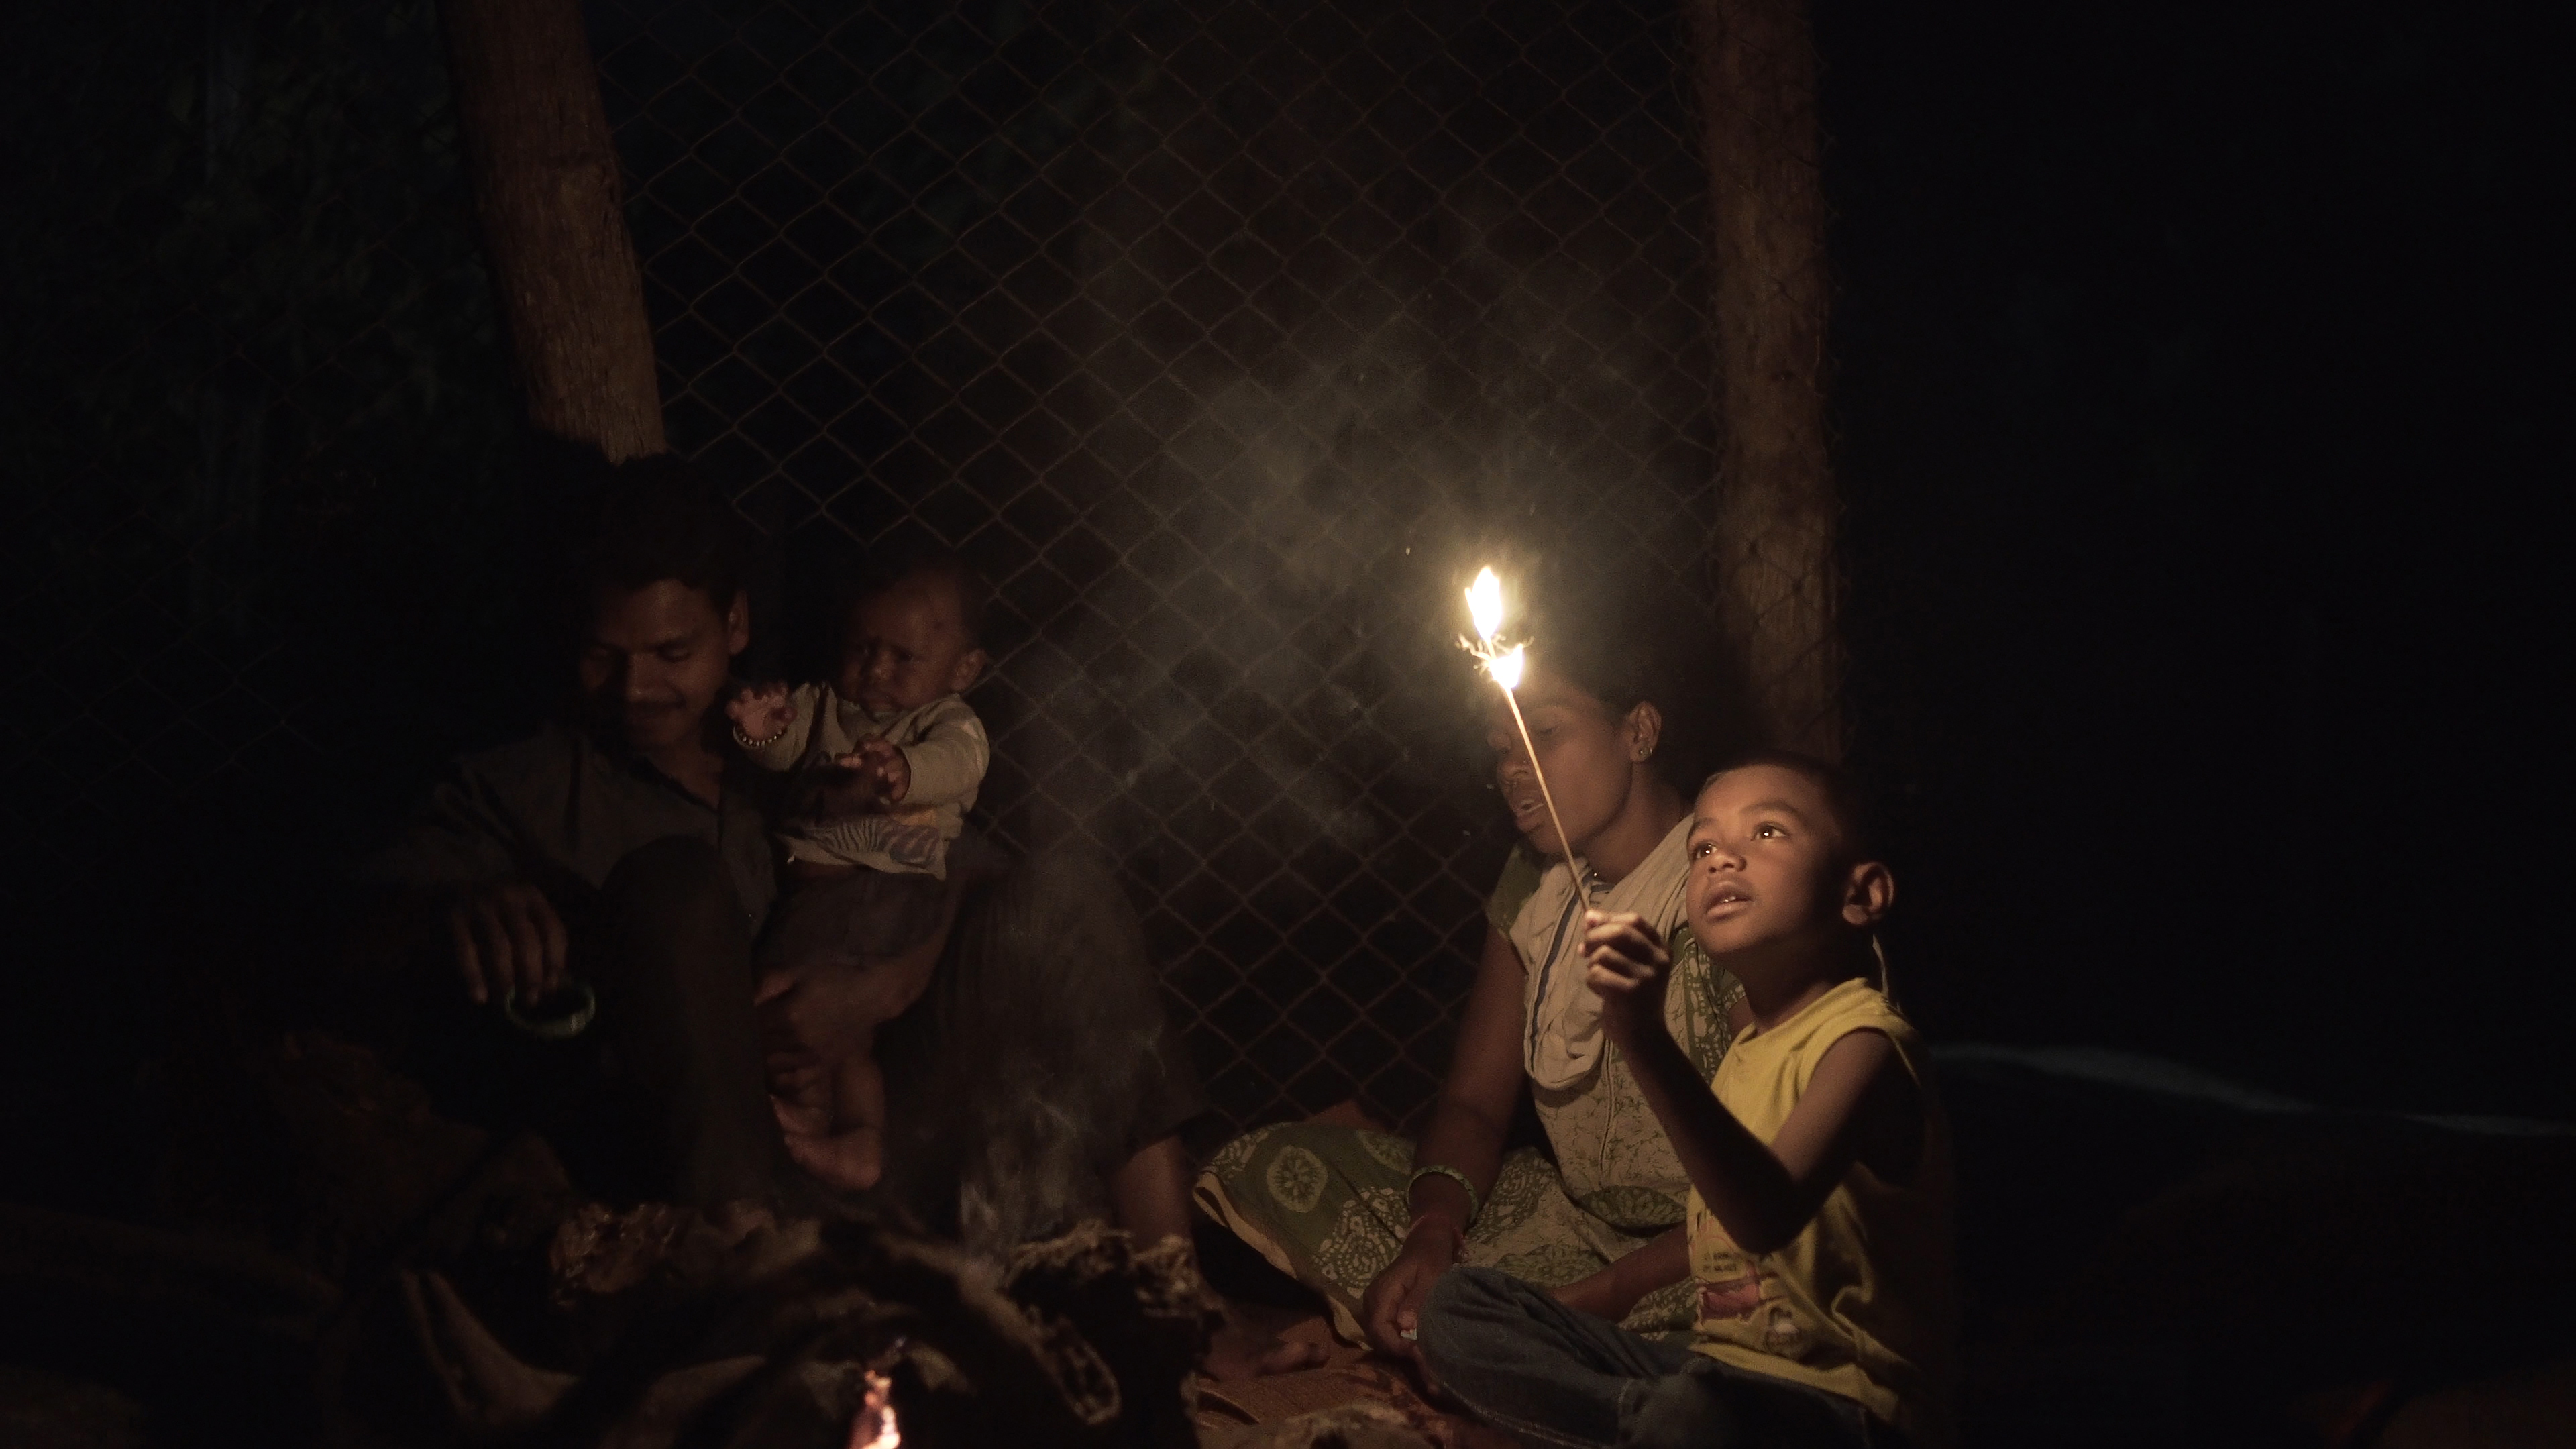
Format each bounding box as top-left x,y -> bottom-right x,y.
1686,978 -> 1957,1446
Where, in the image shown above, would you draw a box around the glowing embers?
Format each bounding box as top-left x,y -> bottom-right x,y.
848,1366 -> 900,1448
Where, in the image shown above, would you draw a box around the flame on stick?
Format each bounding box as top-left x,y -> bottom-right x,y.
1460,570 -> 1589,906
1467,566 -> 1506,643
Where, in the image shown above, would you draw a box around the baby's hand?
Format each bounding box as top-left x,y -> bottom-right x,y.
808,759 -> 886,819
1582,910 -> 1672,1050
727,682 -> 796,743
852,737 -> 910,804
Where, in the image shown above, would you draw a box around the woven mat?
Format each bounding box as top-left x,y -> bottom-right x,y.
1191,1315 -> 1516,1448
1191,1102 -> 1516,1446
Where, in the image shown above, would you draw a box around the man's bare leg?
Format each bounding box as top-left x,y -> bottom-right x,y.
1107,1132 -> 1195,1248
1110,1136 -> 1332,1379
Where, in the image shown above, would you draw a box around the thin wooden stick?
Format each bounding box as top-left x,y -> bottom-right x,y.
1498,683 -> 1593,909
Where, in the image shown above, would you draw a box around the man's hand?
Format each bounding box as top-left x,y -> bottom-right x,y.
1582,910 -> 1672,1053
726,682 -> 796,742
758,957 -> 928,1063
1358,1214 -> 1465,1358
446,879 -> 567,1006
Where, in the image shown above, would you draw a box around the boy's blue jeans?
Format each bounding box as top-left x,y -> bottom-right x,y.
1417,1266 -> 1888,1449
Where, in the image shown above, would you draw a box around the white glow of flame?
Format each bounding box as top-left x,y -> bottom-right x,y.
849,1369 -> 900,1449
1466,567 -> 1505,643
1487,643 -> 1525,692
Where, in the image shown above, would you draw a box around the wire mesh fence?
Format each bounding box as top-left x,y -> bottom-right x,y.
9,0 -> 1733,1140
593,0 -> 1725,1132
3,0 -> 523,902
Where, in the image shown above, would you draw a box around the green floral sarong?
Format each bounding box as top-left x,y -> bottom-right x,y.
1195,839 -> 1741,1342
1197,1122 -> 1703,1340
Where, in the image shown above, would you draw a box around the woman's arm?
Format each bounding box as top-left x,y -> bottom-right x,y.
1408,923 -> 1529,1217
1358,922 -> 1527,1354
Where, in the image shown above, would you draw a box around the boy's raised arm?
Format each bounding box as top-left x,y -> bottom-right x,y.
1582,912 -> 1920,1256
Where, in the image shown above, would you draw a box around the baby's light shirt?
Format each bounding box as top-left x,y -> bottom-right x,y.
740,684 -> 988,877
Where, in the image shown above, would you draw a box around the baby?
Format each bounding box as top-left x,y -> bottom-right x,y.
727,552 -> 991,1192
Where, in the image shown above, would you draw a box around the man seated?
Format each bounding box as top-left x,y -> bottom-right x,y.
362,453 -> 1205,1248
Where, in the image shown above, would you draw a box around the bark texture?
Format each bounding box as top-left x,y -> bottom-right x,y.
1684,0 -> 1841,757
440,0 -> 665,462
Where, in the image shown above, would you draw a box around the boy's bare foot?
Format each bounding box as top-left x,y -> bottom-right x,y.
1202,1304 -> 1332,1379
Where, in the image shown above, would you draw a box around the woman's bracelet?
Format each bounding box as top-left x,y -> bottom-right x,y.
1405,1163 -> 1480,1227
733,721 -> 790,749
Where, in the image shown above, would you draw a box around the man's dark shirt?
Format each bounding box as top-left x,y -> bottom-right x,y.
366,718 -> 777,928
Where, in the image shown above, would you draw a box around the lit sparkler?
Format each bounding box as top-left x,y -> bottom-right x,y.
1462,567 -> 1591,906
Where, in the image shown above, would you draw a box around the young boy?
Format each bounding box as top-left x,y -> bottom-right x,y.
724,553 -> 993,1193
1416,752 -> 1955,1449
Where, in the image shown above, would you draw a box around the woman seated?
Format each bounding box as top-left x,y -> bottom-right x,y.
1196,577 -> 1747,1355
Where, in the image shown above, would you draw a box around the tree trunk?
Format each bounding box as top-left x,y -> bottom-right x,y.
1683,0 -> 1841,757
440,0 -> 665,462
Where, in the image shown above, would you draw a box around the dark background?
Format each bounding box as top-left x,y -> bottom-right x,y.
4,0 -> 2567,1218
1823,3 -> 2568,1116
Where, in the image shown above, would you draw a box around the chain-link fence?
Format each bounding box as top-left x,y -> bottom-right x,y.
8,0 -> 1731,1140
593,0 -> 1725,1132
4,1 -> 527,1191
3,1 -> 528,926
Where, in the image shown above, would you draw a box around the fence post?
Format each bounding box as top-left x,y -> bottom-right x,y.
1684,0 -> 1841,758
440,0 -> 665,462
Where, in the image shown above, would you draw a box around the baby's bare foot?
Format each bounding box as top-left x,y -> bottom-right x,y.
769,1091 -> 830,1140
782,1128 -> 883,1193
